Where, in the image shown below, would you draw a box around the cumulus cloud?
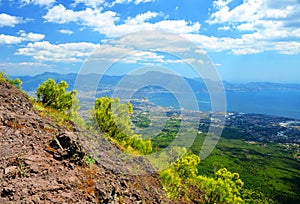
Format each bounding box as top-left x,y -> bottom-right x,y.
91,44 -> 186,64
19,30 -> 45,41
14,32 -> 201,65
0,31 -> 45,44
15,40 -> 184,64
212,0 -> 233,9
43,5 -> 200,37
0,13 -> 23,27
35,0 -> 300,56
88,32 -> 207,66
208,0 -> 300,38
43,4 -> 83,23
204,0 -> 300,55
15,41 -> 100,62
0,34 -> 22,44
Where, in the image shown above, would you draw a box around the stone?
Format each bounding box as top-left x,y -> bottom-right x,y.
4,166 -> 17,175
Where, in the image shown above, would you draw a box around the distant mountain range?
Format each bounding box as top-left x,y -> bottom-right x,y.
14,71 -> 300,92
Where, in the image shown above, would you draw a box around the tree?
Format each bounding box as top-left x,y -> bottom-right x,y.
159,152 -> 200,199
36,78 -> 78,114
197,168 -> 244,204
93,97 -> 152,154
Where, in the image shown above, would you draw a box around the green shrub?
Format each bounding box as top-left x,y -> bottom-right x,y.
197,168 -> 244,204
36,78 -> 79,115
92,97 -> 152,154
34,78 -> 85,128
84,155 -> 96,166
159,152 -> 200,199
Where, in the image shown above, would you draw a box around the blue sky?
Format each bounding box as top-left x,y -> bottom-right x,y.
0,0 -> 300,82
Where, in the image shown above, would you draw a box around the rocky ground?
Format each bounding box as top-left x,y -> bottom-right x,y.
0,80 -> 170,203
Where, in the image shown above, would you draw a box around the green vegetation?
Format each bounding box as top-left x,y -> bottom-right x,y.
91,97 -> 152,154
33,78 -> 85,129
159,151 -> 250,203
143,114 -> 299,203
194,136 -> 300,203
36,78 -> 79,115
0,71 -> 22,89
132,112 -> 151,128
32,100 -> 76,129
197,168 -> 244,203
151,118 -> 181,149
34,79 -> 152,155
159,152 -> 200,199
84,155 -> 96,166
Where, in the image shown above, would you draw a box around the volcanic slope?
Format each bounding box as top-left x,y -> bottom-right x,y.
0,79 -> 169,203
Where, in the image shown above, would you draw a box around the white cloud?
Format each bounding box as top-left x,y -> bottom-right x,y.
182,34 -> 228,52
43,4 -> 82,23
0,13 -> 23,27
19,30 -> 45,41
0,34 -> 22,44
20,0 -> 55,7
91,44 -> 168,64
0,31 -> 45,44
16,35 -> 197,65
275,42 -> 300,55
183,32 -> 300,56
40,0 -> 300,56
212,0 -> 233,9
204,0 -> 300,55
89,32 -> 205,66
15,41 -> 100,62
43,5 -> 200,37
111,31 -> 193,52
91,44 -> 134,61
125,11 -> 159,24
209,0 -> 264,24
59,29 -> 73,34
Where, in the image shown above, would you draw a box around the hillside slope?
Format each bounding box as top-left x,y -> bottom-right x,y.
0,80 -> 169,203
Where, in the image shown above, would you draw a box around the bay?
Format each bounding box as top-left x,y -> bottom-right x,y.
147,90 -> 300,120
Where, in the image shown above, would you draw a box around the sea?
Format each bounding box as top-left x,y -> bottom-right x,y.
147,90 -> 300,120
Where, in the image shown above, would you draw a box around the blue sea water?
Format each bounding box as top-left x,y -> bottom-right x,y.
226,90 -> 300,120
147,90 -> 300,120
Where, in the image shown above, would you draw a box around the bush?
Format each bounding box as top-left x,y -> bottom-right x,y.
159,152 -> 200,199
92,97 -> 152,154
36,78 -> 79,115
197,168 -> 244,204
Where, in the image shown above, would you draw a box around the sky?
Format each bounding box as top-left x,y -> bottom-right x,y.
0,0 -> 300,82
